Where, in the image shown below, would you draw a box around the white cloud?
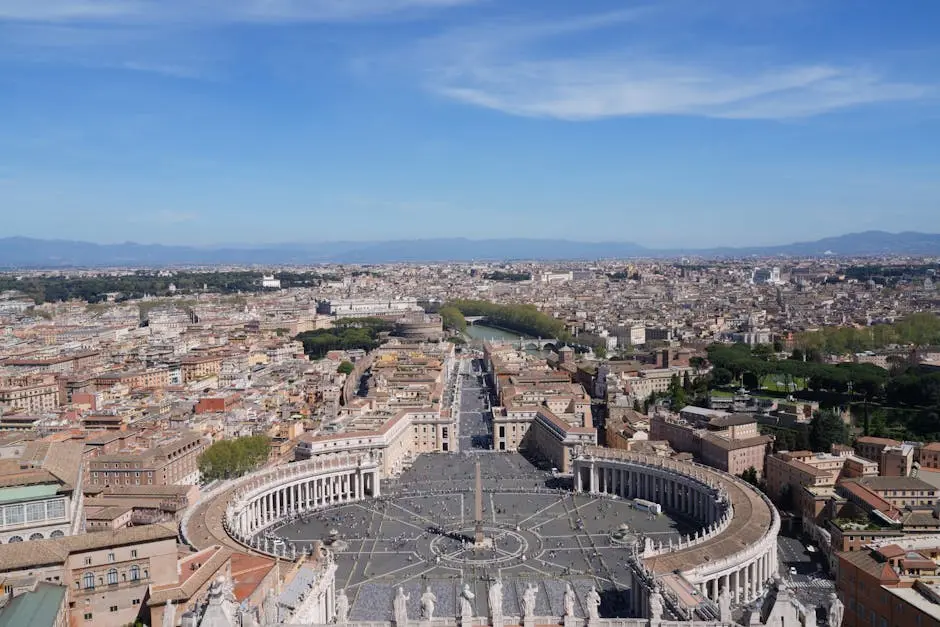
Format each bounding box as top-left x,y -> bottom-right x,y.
0,0 -> 479,23
433,58 -> 931,120
422,10 -> 935,121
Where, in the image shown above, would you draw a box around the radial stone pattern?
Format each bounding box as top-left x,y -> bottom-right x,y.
268,452 -> 698,621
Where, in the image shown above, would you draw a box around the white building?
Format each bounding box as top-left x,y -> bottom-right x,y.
0,440 -> 84,544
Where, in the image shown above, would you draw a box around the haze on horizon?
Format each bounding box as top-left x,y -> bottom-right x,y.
1,0 -> 938,249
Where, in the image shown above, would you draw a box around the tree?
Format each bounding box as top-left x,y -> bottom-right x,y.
682,371 -> 693,393
809,410 -> 848,453
594,345 -> 608,359
752,344 -> 775,361
337,361 -> 355,375
740,466 -> 759,487
632,399 -> 642,412
439,305 -> 467,333
711,367 -> 733,386
742,371 -> 760,390
668,374 -> 687,410
198,435 -> 271,481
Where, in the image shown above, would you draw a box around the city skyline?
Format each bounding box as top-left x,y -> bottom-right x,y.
1,0 -> 939,247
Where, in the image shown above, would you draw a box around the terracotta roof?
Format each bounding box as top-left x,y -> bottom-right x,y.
709,414 -> 757,428
855,436 -> 901,446
876,544 -> 906,559
859,476 -> 937,492
230,552 -> 276,601
700,433 -> 772,451
0,523 -> 177,573
148,546 -> 233,605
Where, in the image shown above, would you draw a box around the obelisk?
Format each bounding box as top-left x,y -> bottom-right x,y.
474,460 -> 485,547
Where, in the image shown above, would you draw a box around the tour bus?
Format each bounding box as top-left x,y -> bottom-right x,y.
633,499 -> 663,515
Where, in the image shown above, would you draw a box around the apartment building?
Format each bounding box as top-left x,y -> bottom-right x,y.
0,523 -> 179,627
94,368 -> 170,391
0,440 -> 84,544
0,374 -> 59,413
87,432 -> 207,488
650,410 -> 772,477
765,448 -> 878,520
838,544 -> 940,627
179,355 -> 223,383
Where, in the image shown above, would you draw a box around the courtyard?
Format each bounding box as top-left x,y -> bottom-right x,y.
271,452 -> 699,620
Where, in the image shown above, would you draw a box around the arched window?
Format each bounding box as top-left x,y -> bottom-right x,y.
107,568 -> 118,585
83,573 -> 94,589
29,533 -> 43,541
7,536 -> 22,543
50,530 -> 65,538
130,566 -> 140,581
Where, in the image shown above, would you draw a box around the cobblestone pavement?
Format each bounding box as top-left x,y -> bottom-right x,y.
272,453 -> 698,620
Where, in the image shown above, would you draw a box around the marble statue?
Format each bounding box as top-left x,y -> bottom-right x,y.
648,589 -> 663,623
804,605 -> 817,627
263,589 -> 278,626
460,584 -> 475,618
335,589 -> 350,624
421,586 -> 437,621
394,587 -> 410,626
239,607 -> 259,627
522,584 -> 538,618
718,586 -> 731,622
828,592 -> 844,627
585,586 -> 601,621
489,578 -> 503,621
163,600 -> 175,627
563,583 -> 576,617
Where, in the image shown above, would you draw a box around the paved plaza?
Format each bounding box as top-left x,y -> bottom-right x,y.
457,358 -> 493,451
272,453 -> 699,620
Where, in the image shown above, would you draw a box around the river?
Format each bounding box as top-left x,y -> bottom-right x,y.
464,323 -> 531,342
464,323 -> 556,358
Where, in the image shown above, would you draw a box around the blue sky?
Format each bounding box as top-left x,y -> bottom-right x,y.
1,0 -> 938,248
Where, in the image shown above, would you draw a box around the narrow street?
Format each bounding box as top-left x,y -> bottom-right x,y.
456,357 -> 493,451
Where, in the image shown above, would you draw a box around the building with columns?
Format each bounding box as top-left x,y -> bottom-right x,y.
572,446 -> 779,620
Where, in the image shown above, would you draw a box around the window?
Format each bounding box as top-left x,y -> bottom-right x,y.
110,606 -> 118,612
84,557 -> 92,566
83,573 -> 94,589
131,550 -> 137,558
107,568 -> 118,585
7,536 -> 22,543
84,613 -> 93,620
4,504 -> 23,526
108,552 -> 115,563
26,502 -> 45,522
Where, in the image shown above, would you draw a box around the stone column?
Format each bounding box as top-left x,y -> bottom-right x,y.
373,470 -> 381,497
589,463 -> 598,493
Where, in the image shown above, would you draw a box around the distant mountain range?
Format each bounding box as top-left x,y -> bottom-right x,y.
1,231 -> 939,267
